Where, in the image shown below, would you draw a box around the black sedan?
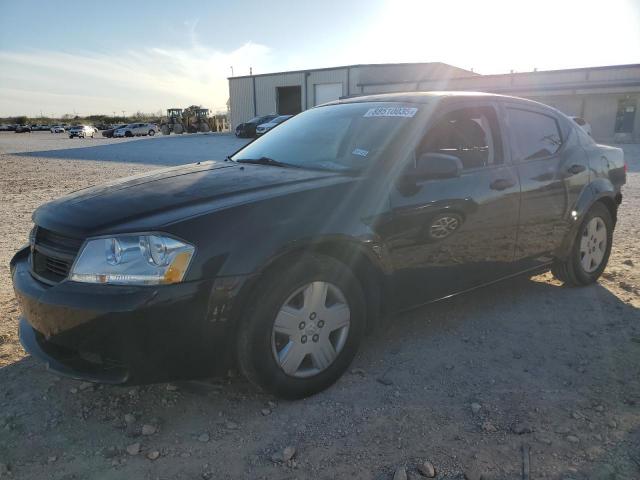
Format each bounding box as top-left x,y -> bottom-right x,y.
234,114 -> 279,138
11,92 -> 625,398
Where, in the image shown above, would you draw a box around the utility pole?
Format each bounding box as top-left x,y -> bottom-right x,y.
230,66 -> 234,77
121,110 -> 126,120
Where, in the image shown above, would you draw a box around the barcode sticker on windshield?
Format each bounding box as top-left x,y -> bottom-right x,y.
352,148 -> 369,157
363,107 -> 418,118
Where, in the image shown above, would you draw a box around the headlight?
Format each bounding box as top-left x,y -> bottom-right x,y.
69,234 -> 194,285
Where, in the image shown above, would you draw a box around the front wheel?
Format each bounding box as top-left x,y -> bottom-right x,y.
237,255 -> 366,399
148,129 -> 155,136
552,202 -> 613,286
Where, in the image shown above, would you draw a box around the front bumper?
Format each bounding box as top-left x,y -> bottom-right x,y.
11,247 -> 246,384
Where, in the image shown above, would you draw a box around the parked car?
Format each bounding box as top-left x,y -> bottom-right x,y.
114,123 -> 159,137
235,114 -> 279,138
11,92 -> 625,399
50,126 -> 65,133
15,125 -> 31,133
101,124 -> 128,138
68,125 -> 95,138
0,124 -> 11,131
255,115 -> 293,136
570,116 -> 592,136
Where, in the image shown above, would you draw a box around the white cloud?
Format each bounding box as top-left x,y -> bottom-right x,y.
0,42 -> 272,116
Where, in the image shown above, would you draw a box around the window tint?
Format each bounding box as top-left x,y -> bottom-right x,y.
508,108 -> 562,161
418,106 -> 503,169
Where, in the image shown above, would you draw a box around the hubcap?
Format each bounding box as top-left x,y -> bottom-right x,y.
430,215 -> 460,239
271,281 -> 350,378
579,217 -> 607,273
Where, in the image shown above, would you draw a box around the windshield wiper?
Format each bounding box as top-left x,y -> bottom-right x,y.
235,156 -> 299,168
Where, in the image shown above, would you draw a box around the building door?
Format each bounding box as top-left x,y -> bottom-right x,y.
277,86 -> 302,115
615,99 -> 637,134
314,83 -> 343,106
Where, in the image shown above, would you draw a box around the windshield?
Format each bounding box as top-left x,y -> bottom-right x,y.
232,102 -> 420,172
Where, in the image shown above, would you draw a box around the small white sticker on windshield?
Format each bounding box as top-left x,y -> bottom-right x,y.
352,148 -> 369,157
363,107 -> 418,118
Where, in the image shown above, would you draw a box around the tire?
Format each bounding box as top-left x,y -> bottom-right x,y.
552,202 -> 613,286
148,130 -> 155,136
125,131 -> 133,138
237,254 -> 366,399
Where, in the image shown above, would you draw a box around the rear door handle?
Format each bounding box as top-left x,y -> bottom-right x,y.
490,178 -> 516,191
567,164 -> 586,175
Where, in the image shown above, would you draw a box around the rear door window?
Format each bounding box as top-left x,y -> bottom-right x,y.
507,108 -> 563,161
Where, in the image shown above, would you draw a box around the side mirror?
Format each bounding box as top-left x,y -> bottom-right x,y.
405,153 -> 463,180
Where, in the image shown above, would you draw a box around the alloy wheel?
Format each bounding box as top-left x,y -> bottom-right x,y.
271,281 -> 350,378
430,214 -> 460,239
579,216 -> 607,273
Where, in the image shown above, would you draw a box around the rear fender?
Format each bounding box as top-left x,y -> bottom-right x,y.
556,178 -> 617,259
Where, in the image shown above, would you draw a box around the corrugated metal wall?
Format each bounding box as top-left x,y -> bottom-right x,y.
228,77 -> 254,129
229,63 -> 640,141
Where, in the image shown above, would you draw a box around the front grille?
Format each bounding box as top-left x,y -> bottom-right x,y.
31,227 -> 84,284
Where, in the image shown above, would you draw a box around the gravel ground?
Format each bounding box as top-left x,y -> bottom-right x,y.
0,132 -> 638,480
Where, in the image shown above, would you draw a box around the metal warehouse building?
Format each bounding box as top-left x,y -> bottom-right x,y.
228,62 -> 640,143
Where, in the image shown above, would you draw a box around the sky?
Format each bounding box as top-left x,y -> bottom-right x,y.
1,0 -> 639,117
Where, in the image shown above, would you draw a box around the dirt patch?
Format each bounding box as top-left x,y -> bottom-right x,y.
0,134 -> 638,479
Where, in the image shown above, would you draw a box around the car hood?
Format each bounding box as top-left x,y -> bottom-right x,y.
33,161 -> 352,238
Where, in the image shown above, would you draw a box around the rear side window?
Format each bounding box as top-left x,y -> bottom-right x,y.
508,108 -> 562,161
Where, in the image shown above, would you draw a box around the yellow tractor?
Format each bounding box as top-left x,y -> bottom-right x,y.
160,108 -> 185,135
182,106 -> 213,133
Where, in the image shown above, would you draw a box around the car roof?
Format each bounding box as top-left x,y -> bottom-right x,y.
332,91 -> 550,108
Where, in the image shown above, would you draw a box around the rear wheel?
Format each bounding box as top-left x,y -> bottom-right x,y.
125,131 -> 133,137
237,255 -> 366,399
552,202 -> 613,286
148,130 -> 155,136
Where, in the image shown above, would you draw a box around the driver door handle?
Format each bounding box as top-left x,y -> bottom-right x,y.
490,178 -> 516,191
567,164 -> 586,175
